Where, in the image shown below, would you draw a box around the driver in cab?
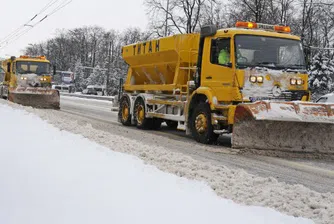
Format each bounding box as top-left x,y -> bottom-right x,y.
218,42 -> 230,65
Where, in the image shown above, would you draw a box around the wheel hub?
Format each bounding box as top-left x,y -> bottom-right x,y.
137,105 -> 145,125
195,113 -> 207,133
122,103 -> 129,121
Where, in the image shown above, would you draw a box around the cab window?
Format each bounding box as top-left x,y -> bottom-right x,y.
7,62 -> 11,72
0,67 -> 4,81
210,38 -> 231,66
13,63 -> 16,73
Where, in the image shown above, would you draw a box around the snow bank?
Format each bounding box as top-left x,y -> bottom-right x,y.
0,104 -> 312,224
2,100 -> 334,224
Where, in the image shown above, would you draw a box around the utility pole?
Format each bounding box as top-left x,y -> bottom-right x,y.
106,40 -> 112,96
165,0 -> 170,36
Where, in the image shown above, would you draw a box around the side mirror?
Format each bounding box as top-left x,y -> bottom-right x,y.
200,25 -> 217,38
53,65 -> 56,76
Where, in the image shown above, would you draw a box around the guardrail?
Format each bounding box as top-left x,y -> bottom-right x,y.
60,92 -> 115,102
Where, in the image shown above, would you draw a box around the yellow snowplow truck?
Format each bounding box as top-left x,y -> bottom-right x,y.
118,21 -> 334,154
0,55 -> 60,109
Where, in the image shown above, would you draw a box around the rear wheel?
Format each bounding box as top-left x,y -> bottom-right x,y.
134,98 -> 151,129
166,120 -> 178,130
190,102 -> 218,144
119,96 -> 132,126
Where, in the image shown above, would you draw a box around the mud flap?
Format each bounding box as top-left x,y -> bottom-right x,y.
232,101 -> 334,154
8,87 -> 60,109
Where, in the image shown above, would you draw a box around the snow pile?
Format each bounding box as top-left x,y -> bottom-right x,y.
0,104 -> 313,224
253,101 -> 334,123
2,100 -> 334,224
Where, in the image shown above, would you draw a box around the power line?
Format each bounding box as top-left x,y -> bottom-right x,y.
37,0 -> 61,15
0,0 -> 61,46
0,0 -> 72,50
48,0 -> 72,17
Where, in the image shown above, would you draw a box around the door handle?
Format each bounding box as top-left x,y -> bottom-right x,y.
206,76 -> 212,80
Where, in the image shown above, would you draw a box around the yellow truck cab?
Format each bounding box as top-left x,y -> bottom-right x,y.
1,55 -> 52,89
0,55 -> 60,109
118,21 -> 334,152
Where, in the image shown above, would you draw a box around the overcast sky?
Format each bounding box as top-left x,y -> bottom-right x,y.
0,0 -> 148,58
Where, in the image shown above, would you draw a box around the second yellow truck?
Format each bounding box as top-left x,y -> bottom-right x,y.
119,21 -> 334,153
0,55 -> 60,109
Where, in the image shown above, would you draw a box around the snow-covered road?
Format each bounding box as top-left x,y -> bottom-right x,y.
0,103 -> 313,224
59,96 -> 334,194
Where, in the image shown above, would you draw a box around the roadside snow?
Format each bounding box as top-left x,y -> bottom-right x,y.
0,104 -> 312,224
2,100 -> 334,224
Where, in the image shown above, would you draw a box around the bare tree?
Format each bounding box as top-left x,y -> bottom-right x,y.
235,0 -> 269,22
145,0 -> 213,35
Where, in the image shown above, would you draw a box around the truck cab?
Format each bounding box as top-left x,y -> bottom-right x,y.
2,55 -> 52,89
198,22 -> 309,105
0,55 -> 60,109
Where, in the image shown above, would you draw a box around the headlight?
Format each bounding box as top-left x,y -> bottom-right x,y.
257,76 -> 264,83
296,79 -> 303,85
249,76 -> 257,83
290,78 -> 297,85
40,78 -> 47,81
20,77 -> 27,80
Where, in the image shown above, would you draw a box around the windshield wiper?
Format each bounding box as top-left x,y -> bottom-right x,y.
18,71 -> 33,74
255,62 -> 277,67
280,64 -> 306,71
236,64 -> 249,69
287,64 -> 305,68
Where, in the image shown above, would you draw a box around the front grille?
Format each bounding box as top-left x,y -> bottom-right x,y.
278,91 -> 308,101
248,91 -> 308,102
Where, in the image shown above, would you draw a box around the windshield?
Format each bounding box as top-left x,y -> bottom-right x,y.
235,35 -> 306,70
16,61 -> 51,75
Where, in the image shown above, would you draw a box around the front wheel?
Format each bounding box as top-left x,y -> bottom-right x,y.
0,86 -> 8,100
190,102 -> 219,144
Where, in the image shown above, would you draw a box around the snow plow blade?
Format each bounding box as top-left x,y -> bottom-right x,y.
8,87 -> 60,109
232,101 -> 334,154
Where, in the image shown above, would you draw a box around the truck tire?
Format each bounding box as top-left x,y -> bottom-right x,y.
119,96 -> 132,126
166,120 -> 178,130
0,86 -> 7,100
190,102 -> 219,144
134,98 -> 151,129
151,118 -> 162,130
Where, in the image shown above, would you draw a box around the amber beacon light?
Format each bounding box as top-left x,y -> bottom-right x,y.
235,21 -> 291,33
